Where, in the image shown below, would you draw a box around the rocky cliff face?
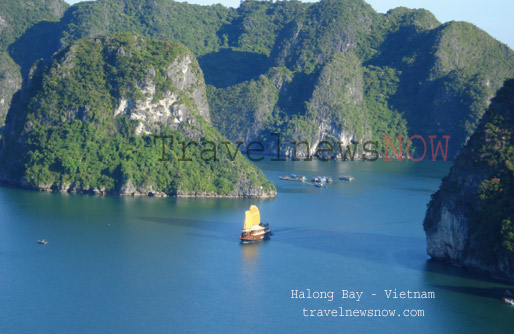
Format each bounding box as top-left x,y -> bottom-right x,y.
304,52 -> 370,155
0,0 -> 68,129
0,34 -> 276,198
207,2 -> 514,159
0,52 -> 21,128
424,79 -> 514,281
208,51 -> 374,158
394,21 -> 514,157
3,0 -> 514,160
113,52 -> 210,136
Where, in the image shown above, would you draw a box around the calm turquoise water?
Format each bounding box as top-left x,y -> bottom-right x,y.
1,160 -> 513,333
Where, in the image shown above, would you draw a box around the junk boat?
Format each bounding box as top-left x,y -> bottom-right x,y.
240,205 -> 271,242
37,240 -> 48,245
340,176 -> 355,181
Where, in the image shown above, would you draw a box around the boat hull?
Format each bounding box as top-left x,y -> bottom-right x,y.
240,228 -> 272,242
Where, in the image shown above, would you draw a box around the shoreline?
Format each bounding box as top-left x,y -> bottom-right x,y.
0,178 -> 277,199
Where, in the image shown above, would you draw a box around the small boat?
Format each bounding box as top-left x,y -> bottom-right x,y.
312,176 -> 333,183
340,176 -> 355,181
504,297 -> 514,305
315,182 -> 325,188
240,205 -> 271,242
280,174 -> 307,182
37,240 -> 48,245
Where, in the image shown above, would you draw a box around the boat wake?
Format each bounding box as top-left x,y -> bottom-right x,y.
271,219 -> 416,235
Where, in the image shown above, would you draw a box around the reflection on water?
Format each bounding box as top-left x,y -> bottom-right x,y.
241,242 -> 261,268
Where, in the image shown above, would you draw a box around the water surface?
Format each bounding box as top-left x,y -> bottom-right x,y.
1,160 -> 513,333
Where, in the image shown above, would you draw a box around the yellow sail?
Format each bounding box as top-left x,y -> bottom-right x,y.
243,211 -> 253,230
243,205 -> 261,230
250,205 -> 260,226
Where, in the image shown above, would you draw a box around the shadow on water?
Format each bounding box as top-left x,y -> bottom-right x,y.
274,187 -> 321,194
271,219 -> 417,238
272,224 -> 514,287
272,227 -> 422,265
137,215 -> 247,243
136,214 -> 514,288
185,231 -> 231,242
424,259 -> 514,288
136,216 -> 224,232
270,227 -> 299,234
396,186 -> 437,194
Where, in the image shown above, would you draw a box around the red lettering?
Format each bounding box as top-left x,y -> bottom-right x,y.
382,136 -> 404,161
429,135 -> 451,161
406,135 -> 427,162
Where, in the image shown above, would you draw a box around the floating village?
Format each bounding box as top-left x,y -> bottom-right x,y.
279,174 -> 355,188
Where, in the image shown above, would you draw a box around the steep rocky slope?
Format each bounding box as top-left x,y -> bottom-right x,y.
2,0 -> 514,161
0,0 -> 67,50
0,34 -> 275,197
424,79 -> 514,281
0,0 -> 68,127
0,52 -> 21,127
207,1 -> 514,158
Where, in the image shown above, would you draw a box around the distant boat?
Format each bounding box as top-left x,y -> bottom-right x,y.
280,174 -> 307,182
37,240 -> 48,245
312,176 -> 333,183
315,182 -> 325,188
240,205 -> 271,242
340,176 -> 355,181
504,297 -> 514,305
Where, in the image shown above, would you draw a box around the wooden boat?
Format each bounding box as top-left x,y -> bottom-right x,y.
340,176 -> 355,181
240,205 -> 271,242
37,240 -> 48,245
504,297 -> 514,305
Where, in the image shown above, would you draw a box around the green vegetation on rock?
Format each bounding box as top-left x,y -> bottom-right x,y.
0,0 -> 67,127
0,34 -> 275,197
2,0 -> 514,196
0,0 -> 67,50
0,51 -> 20,128
2,0 -> 514,159
424,79 -> 514,280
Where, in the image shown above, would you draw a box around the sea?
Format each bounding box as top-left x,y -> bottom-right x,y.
1,160 -> 513,333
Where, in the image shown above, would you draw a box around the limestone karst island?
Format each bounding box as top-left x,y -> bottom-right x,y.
0,0 -> 513,333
